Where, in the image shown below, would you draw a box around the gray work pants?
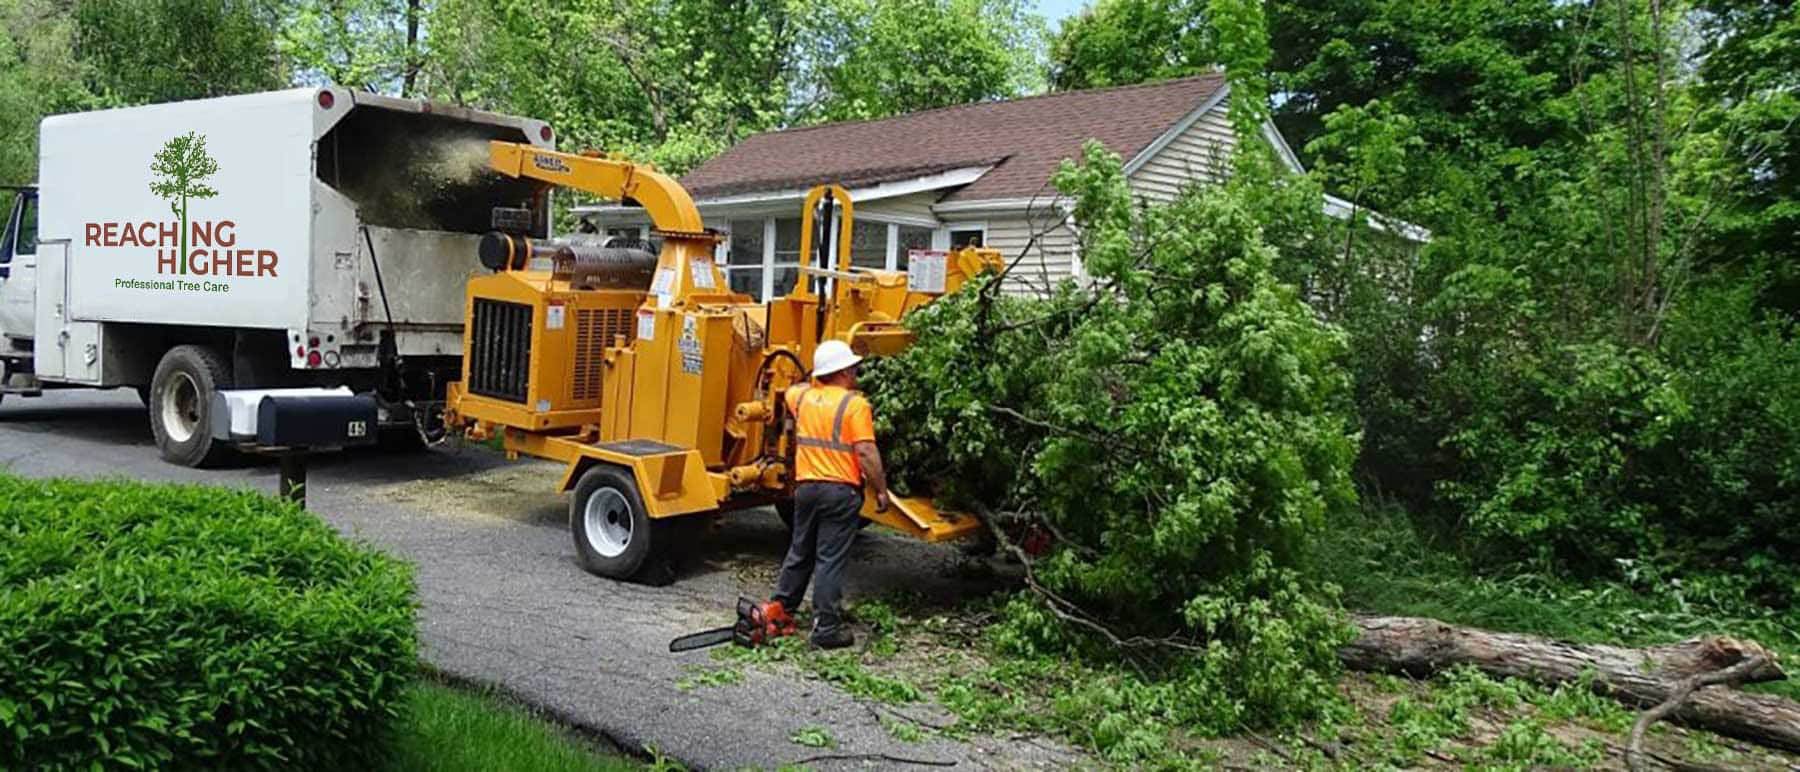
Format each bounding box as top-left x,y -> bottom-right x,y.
773,481 -> 862,637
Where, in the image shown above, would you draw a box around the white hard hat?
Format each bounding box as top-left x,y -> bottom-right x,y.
812,340 -> 863,377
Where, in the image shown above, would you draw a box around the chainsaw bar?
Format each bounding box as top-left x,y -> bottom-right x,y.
668,626 -> 736,653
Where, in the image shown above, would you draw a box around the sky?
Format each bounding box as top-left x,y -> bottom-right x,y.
1032,0 -> 1090,26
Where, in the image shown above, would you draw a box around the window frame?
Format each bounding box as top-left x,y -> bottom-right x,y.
943,221 -> 989,250
717,213 -> 947,302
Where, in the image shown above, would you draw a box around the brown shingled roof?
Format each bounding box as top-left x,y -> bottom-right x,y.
678,73 -> 1228,203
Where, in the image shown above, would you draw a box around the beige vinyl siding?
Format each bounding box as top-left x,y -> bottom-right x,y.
946,212 -> 1079,296
857,191 -> 941,223
1127,102 -> 1236,204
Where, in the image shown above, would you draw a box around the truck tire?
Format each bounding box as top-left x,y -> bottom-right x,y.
570,464 -> 664,582
148,345 -> 236,468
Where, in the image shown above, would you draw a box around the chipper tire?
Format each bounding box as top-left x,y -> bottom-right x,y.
571,465 -> 671,583
148,345 -> 237,468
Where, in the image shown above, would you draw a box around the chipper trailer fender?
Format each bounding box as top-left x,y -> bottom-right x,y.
443,142 -> 1003,582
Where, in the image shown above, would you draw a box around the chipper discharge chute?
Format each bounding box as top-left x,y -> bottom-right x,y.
444,142 -> 1003,582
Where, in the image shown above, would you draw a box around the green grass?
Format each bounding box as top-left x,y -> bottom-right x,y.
1318,505 -> 1800,700
384,682 -> 639,771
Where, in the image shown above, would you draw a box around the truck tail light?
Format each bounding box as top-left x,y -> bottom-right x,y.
317,91 -> 335,110
295,345 -> 305,358
540,125 -> 553,142
306,351 -> 322,368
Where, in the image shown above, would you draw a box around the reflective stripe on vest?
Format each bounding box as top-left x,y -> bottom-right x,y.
795,391 -> 857,452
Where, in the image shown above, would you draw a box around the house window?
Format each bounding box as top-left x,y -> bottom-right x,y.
949,226 -> 985,248
719,214 -> 943,300
849,219 -> 888,270
771,217 -> 805,299
726,219 -> 764,297
896,224 -> 932,270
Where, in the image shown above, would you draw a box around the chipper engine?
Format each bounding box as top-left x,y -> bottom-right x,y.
444,142 -> 1002,581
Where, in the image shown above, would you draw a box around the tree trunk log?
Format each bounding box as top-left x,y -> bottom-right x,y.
1341,615 -> 1800,751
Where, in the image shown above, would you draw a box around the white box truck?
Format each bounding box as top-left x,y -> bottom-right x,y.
0,88 -> 554,465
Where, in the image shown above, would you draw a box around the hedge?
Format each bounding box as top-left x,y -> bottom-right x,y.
0,474 -> 417,769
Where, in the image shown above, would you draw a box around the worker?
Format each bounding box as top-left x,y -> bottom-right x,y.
772,339 -> 891,649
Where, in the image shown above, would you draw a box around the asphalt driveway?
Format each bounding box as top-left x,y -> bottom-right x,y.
0,389 -> 1081,770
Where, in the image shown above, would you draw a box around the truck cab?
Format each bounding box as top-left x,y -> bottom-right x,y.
0,185 -> 38,393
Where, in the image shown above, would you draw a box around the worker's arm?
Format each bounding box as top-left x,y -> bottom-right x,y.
843,396 -> 889,511
854,440 -> 890,512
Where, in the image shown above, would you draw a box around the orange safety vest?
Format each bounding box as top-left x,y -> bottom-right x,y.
785,383 -> 875,486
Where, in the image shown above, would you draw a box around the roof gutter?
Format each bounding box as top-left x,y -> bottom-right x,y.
1323,193 -> 1432,243
572,164 -> 994,216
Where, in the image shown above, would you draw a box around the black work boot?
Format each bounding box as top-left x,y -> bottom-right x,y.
810,626 -> 855,650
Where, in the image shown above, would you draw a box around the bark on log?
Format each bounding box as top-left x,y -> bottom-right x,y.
1341,615 -> 1800,752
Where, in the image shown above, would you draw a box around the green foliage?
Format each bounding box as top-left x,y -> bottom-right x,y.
0,475 -> 418,769
385,683 -> 636,772
1048,0 -> 1212,90
800,0 -> 1045,123
1425,286 -> 1800,588
74,0 -> 284,104
675,666 -> 744,691
934,653 -> 1190,763
881,716 -> 925,743
788,726 -> 834,748
278,0 -> 423,94
1482,717 -> 1603,769
0,0 -> 1047,184
713,631 -> 919,704
1440,341 -> 1683,565
868,141 -> 1359,732
1376,666 -> 1605,767
0,0 -> 281,183
1230,0 -> 1800,600
418,0 -> 1042,172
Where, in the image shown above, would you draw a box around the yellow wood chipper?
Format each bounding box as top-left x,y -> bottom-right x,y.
443,142 -> 1002,581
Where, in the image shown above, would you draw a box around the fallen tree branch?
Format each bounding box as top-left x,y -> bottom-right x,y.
1341,615 -> 1798,752
976,506 -> 1205,663
1603,741 -> 1735,772
794,752 -> 956,767
1627,654 -> 1770,772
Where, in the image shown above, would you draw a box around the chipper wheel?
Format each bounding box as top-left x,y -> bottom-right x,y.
570,464 -> 680,584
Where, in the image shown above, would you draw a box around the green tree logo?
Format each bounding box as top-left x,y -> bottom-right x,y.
149,132 -> 219,275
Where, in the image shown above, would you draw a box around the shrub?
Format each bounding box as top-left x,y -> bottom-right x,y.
1428,280 -> 1799,598
0,475 -> 417,769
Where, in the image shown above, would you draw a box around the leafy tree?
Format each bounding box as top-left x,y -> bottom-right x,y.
418,0 -> 799,174
74,0 -> 284,105
1048,0 -> 1212,91
148,131 -> 218,276
278,0 -> 424,94
0,0 -> 95,183
1690,0 -> 1800,312
0,0 -> 280,182
795,0 -> 1046,122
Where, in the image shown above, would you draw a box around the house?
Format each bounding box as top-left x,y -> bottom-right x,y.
576,73 -> 1411,299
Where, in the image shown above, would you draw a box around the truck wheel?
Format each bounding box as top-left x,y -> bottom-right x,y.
149,345 -> 235,468
570,465 -> 660,581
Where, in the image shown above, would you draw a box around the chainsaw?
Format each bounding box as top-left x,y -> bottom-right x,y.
668,597 -> 797,652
